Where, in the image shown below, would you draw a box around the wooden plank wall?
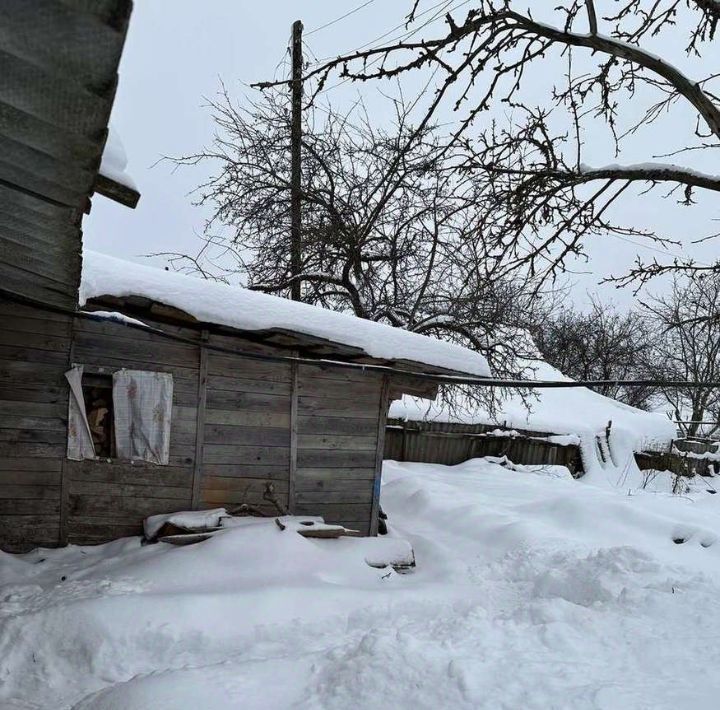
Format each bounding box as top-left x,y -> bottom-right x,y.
294,365 -> 384,535
199,334 -> 292,512
0,300 -> 72,550
0,310 -> 389,549
0,1 -> 133,311
64,315 -> 201,544
0,185 -> 83,309
384,420 -> 583,475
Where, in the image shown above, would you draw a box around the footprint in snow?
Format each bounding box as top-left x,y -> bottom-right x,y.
671,524 -> 717,548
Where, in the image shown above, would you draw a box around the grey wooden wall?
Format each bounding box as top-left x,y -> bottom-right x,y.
64,314 -> 201,544
0,300 -> 72,550
0,0 -> 133,310
384,419 -> 583,475
200,336 -> 293,513
0,1 -> 135,549
294,366 -> 385,535
0,187 -> 84,310
0,309 -> 389,550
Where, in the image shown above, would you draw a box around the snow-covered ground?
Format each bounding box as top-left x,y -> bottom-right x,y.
3,460 -> 720,709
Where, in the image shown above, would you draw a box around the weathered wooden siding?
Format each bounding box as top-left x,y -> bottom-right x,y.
0,186 -> 83,309
0,307 -> 396,549
200,334 -> 292,512
636,448 -> 718,478
294,366 -> 384,535
384,419 -> 583,475
0,1 -> 133,310
0,300 -> 72,550
64,315 -> 200,544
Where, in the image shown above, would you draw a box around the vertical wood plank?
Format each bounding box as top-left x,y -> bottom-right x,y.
369,375 -> 391,536
58,317 -> 74,546
191,330 -> 209,508
288,359 -> 299,513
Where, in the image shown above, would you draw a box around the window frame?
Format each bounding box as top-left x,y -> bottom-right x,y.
66,364 -> 174,466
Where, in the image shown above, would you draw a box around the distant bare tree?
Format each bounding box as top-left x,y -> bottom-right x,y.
532,298 -> 656,409
641,273 -> 720,437
163,88 -> 548,378
290,0 -> 720,287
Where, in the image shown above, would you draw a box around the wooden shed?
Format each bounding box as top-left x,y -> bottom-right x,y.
67,253 -> 487,542
0,251 -> 488,550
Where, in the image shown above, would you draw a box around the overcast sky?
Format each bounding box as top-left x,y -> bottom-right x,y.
85,1 -> 718,311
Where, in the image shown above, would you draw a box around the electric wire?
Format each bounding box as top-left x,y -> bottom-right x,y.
305,0 -> 377,37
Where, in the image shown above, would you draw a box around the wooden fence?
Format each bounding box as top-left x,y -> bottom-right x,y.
637,438 -> 720,478
384,420 -> 583,476
384,420 -> 720,483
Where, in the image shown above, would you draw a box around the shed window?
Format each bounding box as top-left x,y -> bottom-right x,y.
83,374 -> 115,458
65,367 -> 173,465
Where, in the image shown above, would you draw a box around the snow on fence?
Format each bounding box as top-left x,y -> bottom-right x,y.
637,440 -> 720,478
384,419 -> 583,475
385,420 -> 720,480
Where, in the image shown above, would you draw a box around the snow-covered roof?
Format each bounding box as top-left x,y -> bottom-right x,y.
80,251 -> 491,376
99,126 -> 137,191
390,359 -> 676,450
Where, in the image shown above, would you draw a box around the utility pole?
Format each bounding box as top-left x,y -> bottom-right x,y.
290,19 -> 303,301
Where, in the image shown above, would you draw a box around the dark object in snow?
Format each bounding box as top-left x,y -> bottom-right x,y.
364,539 -> 416,573
145,522 -> 222,545
377,507 -> 388,535
673,537 -> 687,545
275,518 -> 287,531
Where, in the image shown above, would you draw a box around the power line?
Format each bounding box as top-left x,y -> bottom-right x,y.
306,0 -> 461,69
316,0 -> 465,96
305,0 -> 377,37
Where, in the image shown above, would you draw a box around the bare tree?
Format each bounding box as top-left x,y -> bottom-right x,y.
292,1 -> 720,287
641,273 -> 720,437
164,88 -> 548,376
532,298 -> 656,408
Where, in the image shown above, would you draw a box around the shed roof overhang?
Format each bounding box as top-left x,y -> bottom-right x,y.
82,293 -> 482,400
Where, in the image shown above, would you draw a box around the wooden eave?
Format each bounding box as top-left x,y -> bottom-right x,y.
94,172 -> 140,209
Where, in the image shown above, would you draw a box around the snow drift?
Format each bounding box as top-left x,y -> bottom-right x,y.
2,460 -> 720,708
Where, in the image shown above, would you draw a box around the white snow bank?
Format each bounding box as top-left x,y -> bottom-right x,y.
80,251 -> 490,377
390,359 -> 676,451
99,126 -> 137,190
3,461 -> 720,708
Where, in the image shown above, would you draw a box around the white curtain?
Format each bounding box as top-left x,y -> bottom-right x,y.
113,369 -> 173,465
65,366 -> 96,461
